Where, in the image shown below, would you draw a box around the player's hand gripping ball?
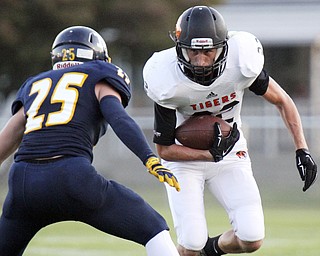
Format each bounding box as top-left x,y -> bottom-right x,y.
209,122 -> 240,162
175,114 -> 232,150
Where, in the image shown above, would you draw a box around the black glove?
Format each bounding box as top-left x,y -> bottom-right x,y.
209,122 -> 240,162
296,148 -> 317,192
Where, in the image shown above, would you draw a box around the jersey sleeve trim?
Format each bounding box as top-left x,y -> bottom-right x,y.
12,100 -> 23,115
103,77 -> 131,108
249,69 -> 269,96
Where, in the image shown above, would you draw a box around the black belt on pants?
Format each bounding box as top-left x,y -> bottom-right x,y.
23,156 -> 68,164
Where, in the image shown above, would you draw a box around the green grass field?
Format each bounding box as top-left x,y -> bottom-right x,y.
16,189 -> 320,256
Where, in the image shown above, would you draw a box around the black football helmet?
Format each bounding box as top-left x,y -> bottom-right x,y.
170,6 -> 228,86
51,26 -> 111,70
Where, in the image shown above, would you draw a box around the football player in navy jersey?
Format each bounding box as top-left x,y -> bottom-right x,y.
0,26 -> 180,256
143,6 -> 317,256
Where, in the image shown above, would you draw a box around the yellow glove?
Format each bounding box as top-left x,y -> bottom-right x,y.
145,157 -> 180,192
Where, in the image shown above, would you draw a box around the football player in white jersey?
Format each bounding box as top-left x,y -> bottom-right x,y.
143,6 -> 317,256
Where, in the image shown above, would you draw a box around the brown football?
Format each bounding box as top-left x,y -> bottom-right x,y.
175,115 -> 231,150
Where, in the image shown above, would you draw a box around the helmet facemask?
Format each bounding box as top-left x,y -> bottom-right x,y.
177,43 -> 228,86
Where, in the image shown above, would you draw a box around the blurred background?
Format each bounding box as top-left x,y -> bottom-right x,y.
1,0 -> 320,209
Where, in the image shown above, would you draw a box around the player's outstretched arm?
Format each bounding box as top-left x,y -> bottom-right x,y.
97,83 -> 180,191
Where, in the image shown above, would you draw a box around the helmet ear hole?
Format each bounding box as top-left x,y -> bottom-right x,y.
89,34 -> 94,44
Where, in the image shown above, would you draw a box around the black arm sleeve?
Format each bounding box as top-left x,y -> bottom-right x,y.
249,69 -> 269,96
100,95 -> 155,164
153,103 -> 177,146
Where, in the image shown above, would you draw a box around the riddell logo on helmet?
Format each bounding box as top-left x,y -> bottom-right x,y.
194,39 -> 209,43
53,61 -> 83,70
191,38 -> 213,48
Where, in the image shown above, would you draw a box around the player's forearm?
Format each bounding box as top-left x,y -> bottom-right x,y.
0,109 -> 25,164
100,95 -> 155,163
276,98 -> 308,150
264,77 -> 308,150
156,143 -> 213,161
0,137 -> 20,164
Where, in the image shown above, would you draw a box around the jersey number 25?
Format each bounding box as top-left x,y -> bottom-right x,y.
25,72 -> 88,134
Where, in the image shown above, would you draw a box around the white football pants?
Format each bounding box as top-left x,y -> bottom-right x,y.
163,151 -> 265,251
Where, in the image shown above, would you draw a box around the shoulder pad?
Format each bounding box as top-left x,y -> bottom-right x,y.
143,48 -> 178,108
228,31 -> 264,78
96,62 -> 132,108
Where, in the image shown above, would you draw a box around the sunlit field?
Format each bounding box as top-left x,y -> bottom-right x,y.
16,189 -> 320,256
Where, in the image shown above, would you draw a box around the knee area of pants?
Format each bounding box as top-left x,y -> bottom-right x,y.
240,239 -> 263,253
179,235 -> 207,251
236,225 -> 265,246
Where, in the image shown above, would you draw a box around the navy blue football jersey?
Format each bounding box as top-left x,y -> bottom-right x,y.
12,61 -> 131,162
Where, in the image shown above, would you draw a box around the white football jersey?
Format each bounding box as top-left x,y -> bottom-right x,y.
143,31 -> 264,152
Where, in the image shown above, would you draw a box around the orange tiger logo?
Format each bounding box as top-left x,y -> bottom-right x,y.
236,151 -> 247,159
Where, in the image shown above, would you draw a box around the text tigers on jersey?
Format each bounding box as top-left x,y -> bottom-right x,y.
190,92 -> 236,111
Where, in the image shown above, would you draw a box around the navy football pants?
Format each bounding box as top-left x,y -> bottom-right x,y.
0,157 -> 168,256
